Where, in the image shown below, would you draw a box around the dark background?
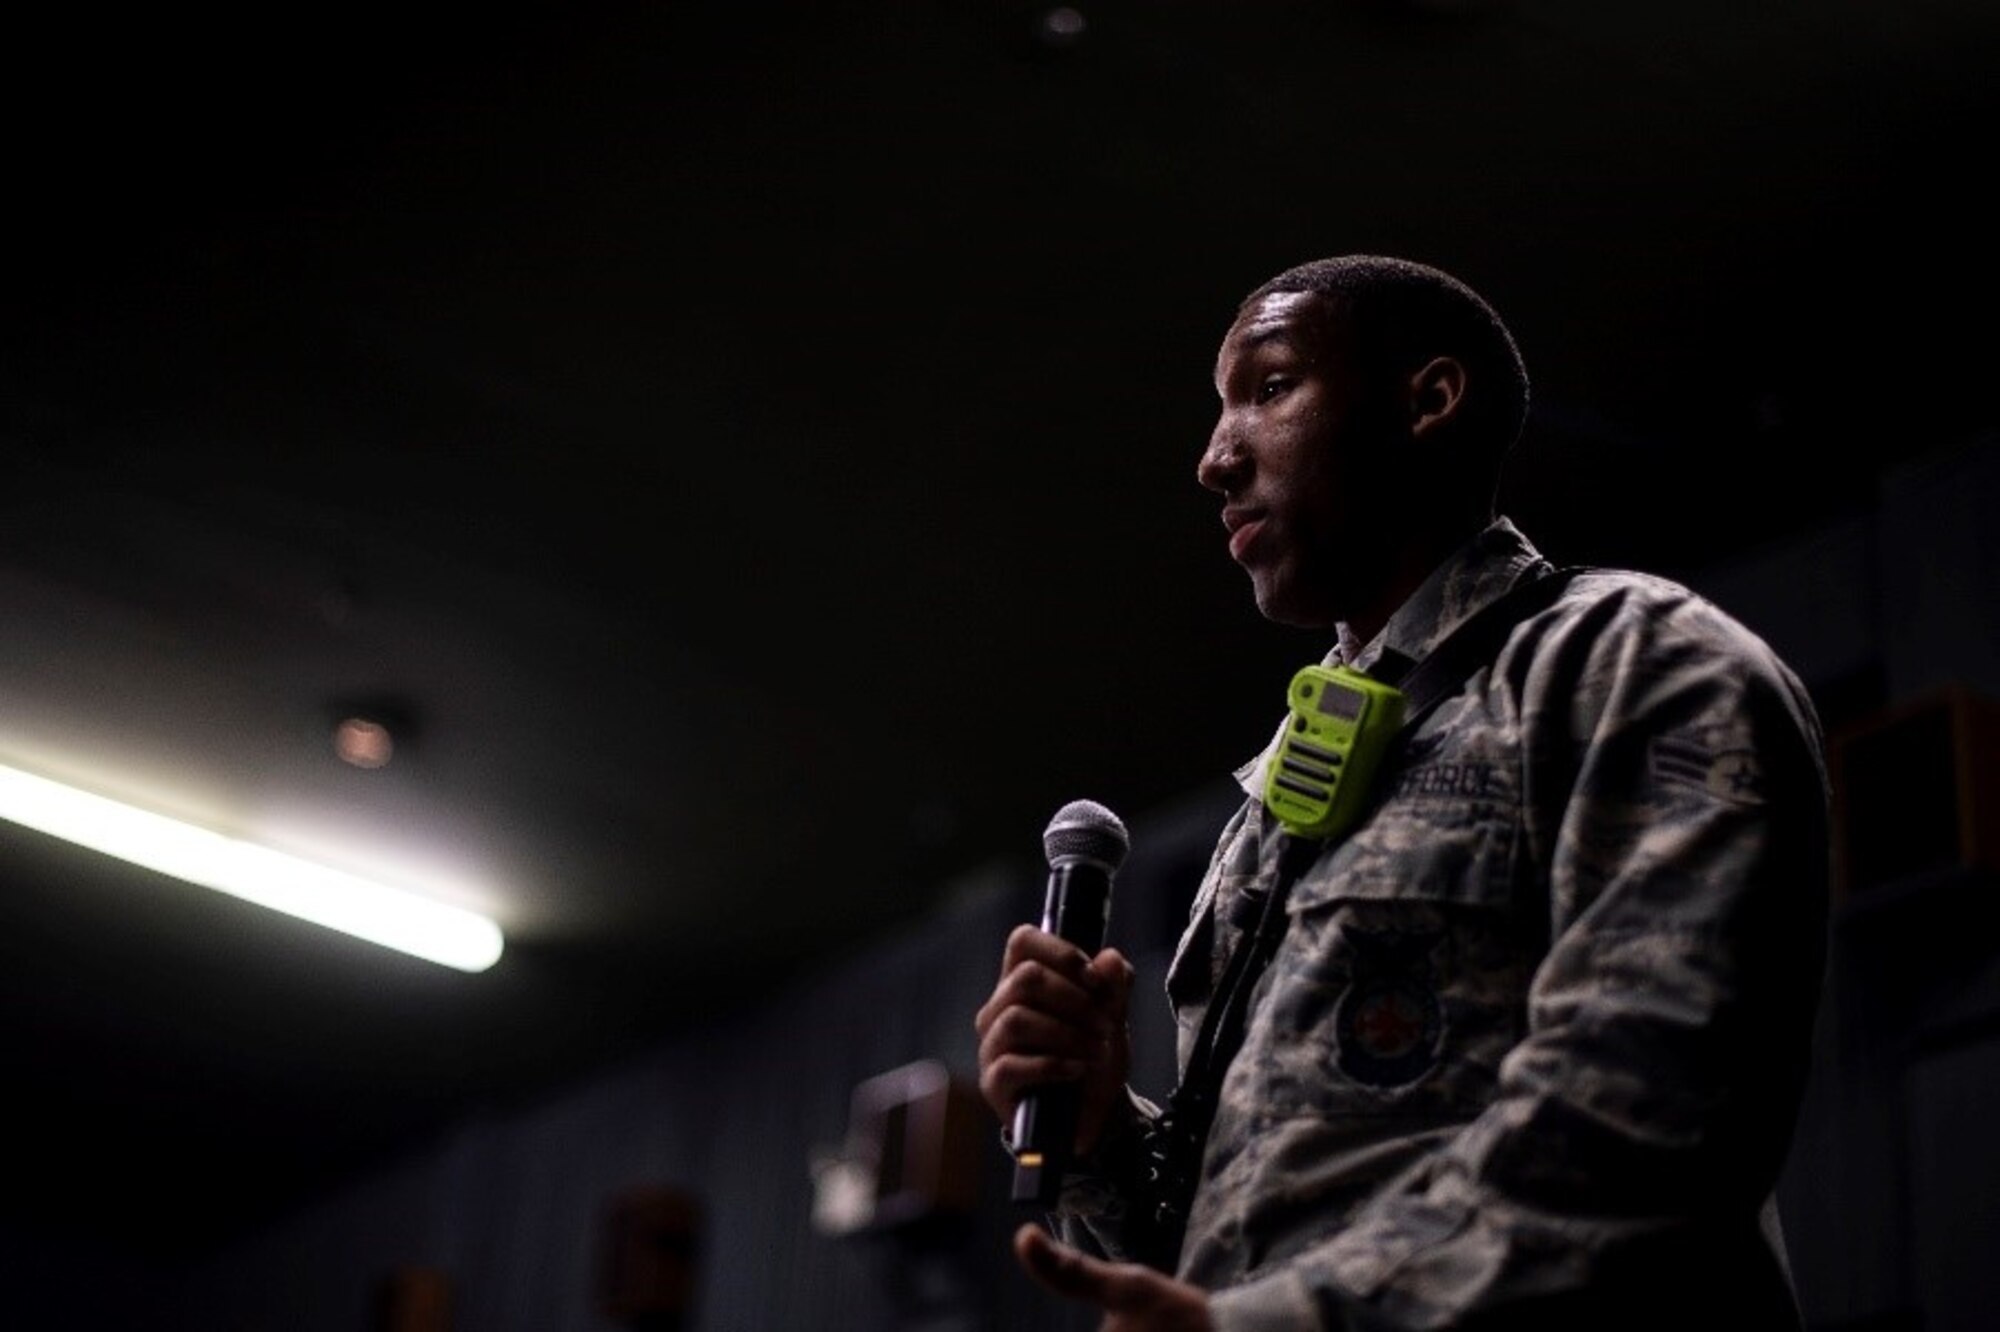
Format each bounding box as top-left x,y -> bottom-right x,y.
1,3 -> 1997,1328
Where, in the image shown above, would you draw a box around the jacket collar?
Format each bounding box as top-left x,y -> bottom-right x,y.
1233,515 -> 1549,798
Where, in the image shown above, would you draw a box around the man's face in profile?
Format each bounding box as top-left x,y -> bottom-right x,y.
1200,290 -> 1401,629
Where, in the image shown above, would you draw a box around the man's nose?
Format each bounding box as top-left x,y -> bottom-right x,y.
1197,420 -> 1246,493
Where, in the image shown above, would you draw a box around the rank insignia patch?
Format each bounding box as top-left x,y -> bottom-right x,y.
1652,735 -> 1765,804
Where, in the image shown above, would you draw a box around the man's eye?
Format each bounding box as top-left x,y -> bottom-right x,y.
1256,377 -> 1294,403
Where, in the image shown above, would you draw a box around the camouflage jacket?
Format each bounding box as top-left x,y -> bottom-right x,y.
1060,517 -> 1831,1331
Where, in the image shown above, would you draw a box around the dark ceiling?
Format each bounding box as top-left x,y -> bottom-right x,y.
3,0 -> 1997,1257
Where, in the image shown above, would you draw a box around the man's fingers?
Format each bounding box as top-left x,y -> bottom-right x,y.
1000,925 -> 1096,984
976,934 -> 1126,1042
1015,1224 -> 1109,1303
1084,949 -> 1135,1023
1014,1224 -> 1154,1311
1087,947 -> 1136,997
978,1053 -> 1086,1117
978,957 -> 1103,1035
979,1004 -> 1110,1067
974,936 -> 1135,1134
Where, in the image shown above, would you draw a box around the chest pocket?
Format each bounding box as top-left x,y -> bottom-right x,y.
1240,729 -> 1533,1115
1295,732 -> 1523,909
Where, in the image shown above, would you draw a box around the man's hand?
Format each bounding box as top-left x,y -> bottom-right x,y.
1015,1224 -> 1214,1331
973,925 -> 1135,1155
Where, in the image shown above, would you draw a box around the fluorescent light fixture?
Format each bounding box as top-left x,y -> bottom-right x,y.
0,762 -> 503,972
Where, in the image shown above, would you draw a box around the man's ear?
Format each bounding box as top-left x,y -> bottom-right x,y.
1406,356 -> 1467,440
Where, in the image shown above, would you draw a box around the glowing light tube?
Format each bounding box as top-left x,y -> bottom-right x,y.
0,762 -> 503,972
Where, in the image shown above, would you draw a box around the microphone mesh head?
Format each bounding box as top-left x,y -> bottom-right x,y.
1043,799 -> 1130,871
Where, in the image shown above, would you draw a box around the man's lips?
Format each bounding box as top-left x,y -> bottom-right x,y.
1224,509 -> 1266,562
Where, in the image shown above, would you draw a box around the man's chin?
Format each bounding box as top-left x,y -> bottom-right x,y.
1249,575 -> 1339,631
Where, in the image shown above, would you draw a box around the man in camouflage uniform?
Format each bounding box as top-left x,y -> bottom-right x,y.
974,256 -> 1830,1330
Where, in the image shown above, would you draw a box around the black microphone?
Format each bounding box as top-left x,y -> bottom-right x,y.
1010,798 -> 1131,1206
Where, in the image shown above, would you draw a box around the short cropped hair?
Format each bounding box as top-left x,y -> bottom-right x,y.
1245,256 -> 1531,505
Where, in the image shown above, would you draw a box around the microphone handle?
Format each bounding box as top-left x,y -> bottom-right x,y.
1010,859 -> 1112,1205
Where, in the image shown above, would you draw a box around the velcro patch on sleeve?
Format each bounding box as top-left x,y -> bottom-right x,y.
1650,734 -> 1765,804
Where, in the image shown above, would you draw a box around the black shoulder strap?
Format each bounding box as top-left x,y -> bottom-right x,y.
1389,560 -> 1587,725
1133,561 -> 1587,1271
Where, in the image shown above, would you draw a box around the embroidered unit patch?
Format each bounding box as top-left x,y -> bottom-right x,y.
1335,927 -> 1444,1087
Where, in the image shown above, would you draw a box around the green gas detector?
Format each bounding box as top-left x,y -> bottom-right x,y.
1262,664 -> 1406,841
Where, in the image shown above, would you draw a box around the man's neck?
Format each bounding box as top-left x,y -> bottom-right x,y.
1342,525 -> 1480,647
